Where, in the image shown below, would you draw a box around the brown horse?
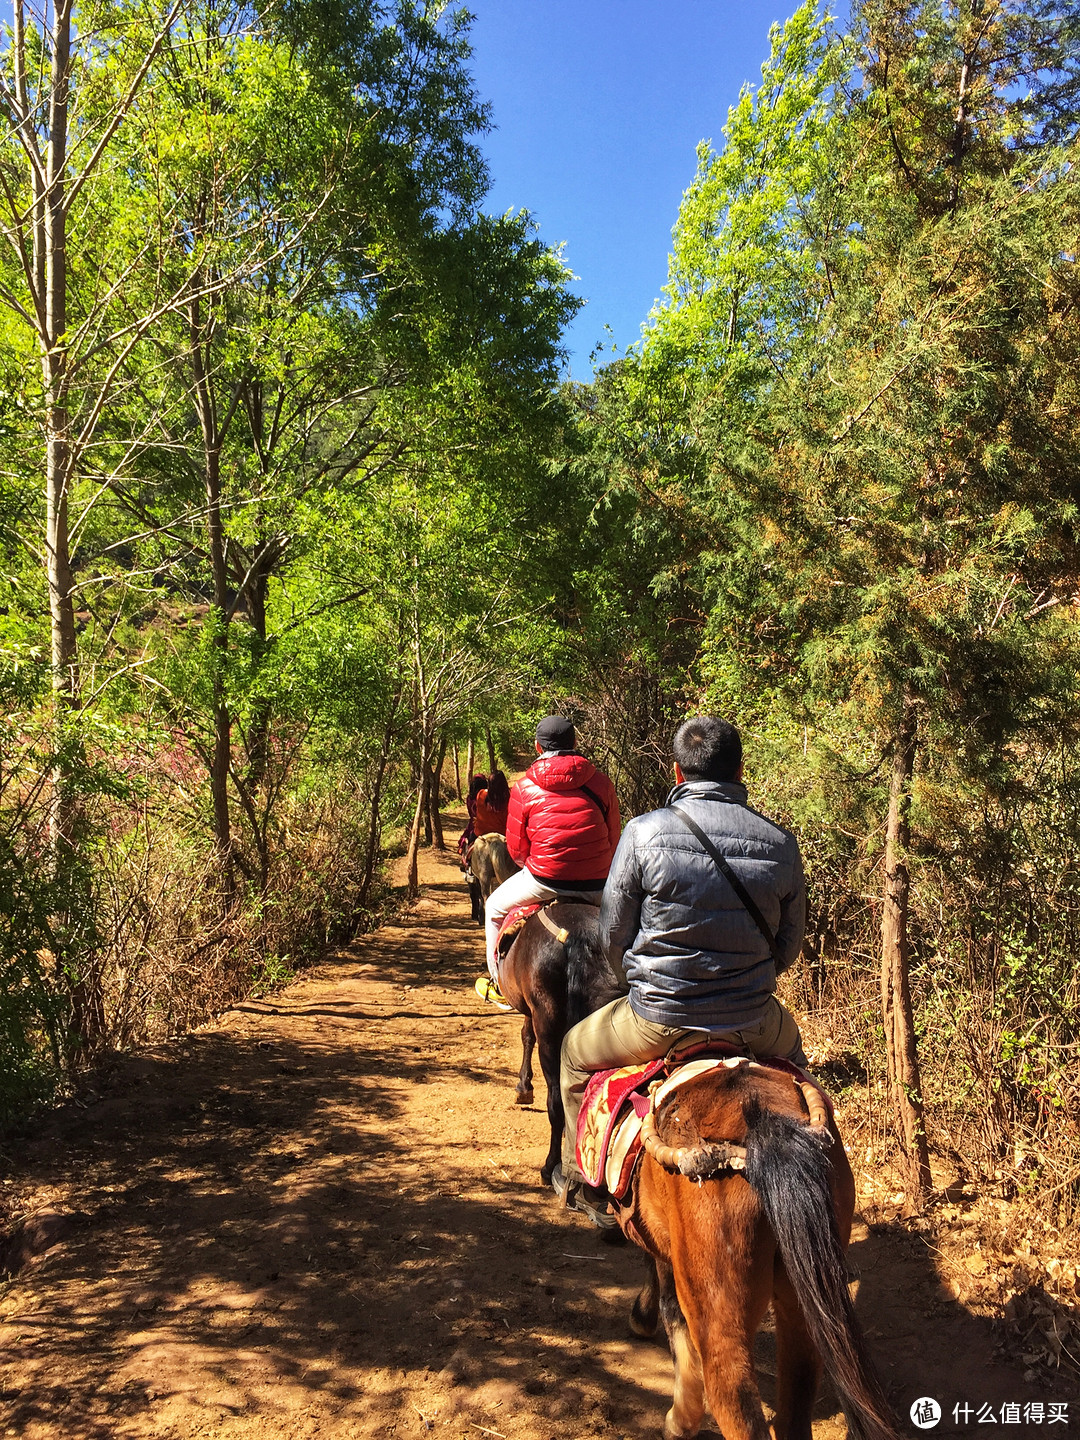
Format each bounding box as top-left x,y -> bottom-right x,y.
466,833 -> 518,925
622,1060 -> 900,1440
497,903 -> 621,1184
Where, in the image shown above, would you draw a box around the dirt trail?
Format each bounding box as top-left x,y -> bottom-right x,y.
0,818 -> 1070,1439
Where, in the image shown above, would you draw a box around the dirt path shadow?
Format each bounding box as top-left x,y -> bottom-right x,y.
0,819 -> 1070,1438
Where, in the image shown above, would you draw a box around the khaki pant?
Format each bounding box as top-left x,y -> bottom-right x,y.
559,993 -> 807,1179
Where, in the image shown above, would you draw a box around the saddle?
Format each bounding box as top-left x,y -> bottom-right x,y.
575,1041 -> 833,1207
494,903 -> 571,961
457,820 -> 476,869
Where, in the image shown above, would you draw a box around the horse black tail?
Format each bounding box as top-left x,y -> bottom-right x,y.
742,1101 -> 902,1440
563,911 -> 623,1030
564,923 -> 601,1029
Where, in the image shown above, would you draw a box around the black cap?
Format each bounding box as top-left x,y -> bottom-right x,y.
535,715 -> 576,752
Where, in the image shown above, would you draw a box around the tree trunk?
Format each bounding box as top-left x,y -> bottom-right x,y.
948,51 -> 971,212
243,561 -> 272,791
428,731 -> 448,851
880,696 -> 932,1200
453,745 -> 462,802
466,734 -> 475,783
405,782 -> 425,900
485,726 -> 496,773
206,453 -> 232,879
231,768 -> 269,892
43,0 -> 80,859
190,289 -> 233,890
358,690 -> 400,909
422,764 -> 433,846
405,731 -> 431,900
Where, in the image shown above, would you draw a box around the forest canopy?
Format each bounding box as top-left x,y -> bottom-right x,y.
0,0 -> 581,1111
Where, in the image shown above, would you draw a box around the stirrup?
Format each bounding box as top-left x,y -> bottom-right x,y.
552,1165 -> 617,1230
473,975 -> 512,1011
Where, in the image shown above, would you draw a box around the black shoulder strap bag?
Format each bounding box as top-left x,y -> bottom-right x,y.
580,784 -> 609,821
668,804 -> 781,964
537,778 -> 609,822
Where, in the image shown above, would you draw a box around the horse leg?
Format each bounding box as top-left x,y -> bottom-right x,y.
657,1260 -> 706,1440
771,1263 -> 821,1440
536,1023 -> 564,1185
674,1189 -> 774,1440
630,1254 -> 660,1338
516,1015 -> 535,1107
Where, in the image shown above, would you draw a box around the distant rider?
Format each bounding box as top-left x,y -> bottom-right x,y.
555,716 -> 807,1222
475,716 -> 620,1007
457,772 -> 487,869
475,769 -> 510,837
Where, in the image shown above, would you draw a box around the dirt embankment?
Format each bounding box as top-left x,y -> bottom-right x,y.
0,820 -> 1074,1439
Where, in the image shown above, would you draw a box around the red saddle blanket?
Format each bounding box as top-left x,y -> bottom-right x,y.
495,903 -> 541,959
575,1045 -> 831,1205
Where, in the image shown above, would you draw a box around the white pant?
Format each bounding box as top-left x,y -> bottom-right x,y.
484,868 -> 603,980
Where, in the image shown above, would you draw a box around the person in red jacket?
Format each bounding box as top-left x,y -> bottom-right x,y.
474,769 -> 510,836
477,716 -> 620,1005
456,772 -> 488,870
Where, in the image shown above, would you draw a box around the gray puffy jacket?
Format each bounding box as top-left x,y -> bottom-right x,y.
598,780 -> 806,1030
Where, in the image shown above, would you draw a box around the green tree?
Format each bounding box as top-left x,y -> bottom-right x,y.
580,0 -> 1080,1195
0,0 -> 583,1096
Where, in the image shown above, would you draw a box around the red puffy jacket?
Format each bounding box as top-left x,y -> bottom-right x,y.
505,754 -> 620,884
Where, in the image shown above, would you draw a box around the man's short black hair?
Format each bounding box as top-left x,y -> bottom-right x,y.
673,716 -> 742,783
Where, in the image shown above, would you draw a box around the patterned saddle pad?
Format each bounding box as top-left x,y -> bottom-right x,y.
575,1044 -> 831,1205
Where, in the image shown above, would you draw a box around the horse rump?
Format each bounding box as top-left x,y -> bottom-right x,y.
468,833 -> 518,898
466,833 -> 518,928
742,1100 -> 901,1440
499,901 -> 621,1184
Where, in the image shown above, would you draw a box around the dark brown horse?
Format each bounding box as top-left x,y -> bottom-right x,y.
622,1060 -> 900,1440
497,903 -> 621,1184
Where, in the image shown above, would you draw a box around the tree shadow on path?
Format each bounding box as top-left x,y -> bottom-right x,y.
2,820 -> 1068,1440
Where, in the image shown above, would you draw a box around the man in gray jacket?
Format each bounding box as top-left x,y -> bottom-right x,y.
555,715 -> 807,1218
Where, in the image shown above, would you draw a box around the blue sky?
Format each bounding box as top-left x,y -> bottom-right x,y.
466,0 -> 801,377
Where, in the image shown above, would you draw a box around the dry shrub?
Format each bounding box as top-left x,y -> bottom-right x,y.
551,657 -> 689,818
0,699 -> 415,1120
72,765 -> 396,1058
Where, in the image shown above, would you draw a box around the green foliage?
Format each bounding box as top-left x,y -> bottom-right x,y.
651,0 -> 841,380
0,0 -> 582,1115
571,0 -> 1080,1190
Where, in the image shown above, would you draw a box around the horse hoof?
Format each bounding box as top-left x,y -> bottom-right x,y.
663,1412 -> 699,1440
514,1089 -> 533,1107
629,1307 -> 657,1338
